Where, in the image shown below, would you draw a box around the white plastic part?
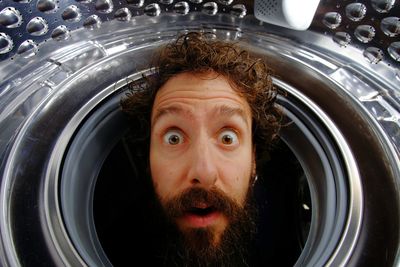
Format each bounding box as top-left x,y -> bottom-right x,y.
254,0 -> 321,31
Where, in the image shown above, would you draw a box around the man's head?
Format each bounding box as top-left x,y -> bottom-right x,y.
121,32 -> 282,265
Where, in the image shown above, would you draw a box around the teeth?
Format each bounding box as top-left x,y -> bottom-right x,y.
193,202 -> 208,209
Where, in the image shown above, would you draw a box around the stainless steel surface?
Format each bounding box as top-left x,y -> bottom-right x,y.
0,1 -> 398,158
0,0 -> 399,266
54,74 -> 363,267
276,79 -> 362,267
0,0 -> 398,65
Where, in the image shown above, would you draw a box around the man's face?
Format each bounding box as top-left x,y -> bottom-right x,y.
149,71 -> 255,249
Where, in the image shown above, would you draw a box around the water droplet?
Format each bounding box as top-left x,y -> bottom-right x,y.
114,7 -> 132,21
333,32 -> 351,47
0,33 -> 13,54
354,25 -> 375,43
230,4 -> 246,18
159,0 -> 173,4
218,0 -> 233,5
51,25 -> 70,41
144,3 -> 161,16
95,0 -> 114,13
322,12 -> 342,29
381,17 -> 400,37
62,5 -> 81,22
363,47 -> 384,63
189,0 -> 203,3
37,0 -> 58,13
13,0 -> 32,3
345,3 -> 366,22
0,7 -> 22,28
371,0 -> 395,13
173,1 -> 190,15
17,39 -> 38,57
126,0 -> 144,8
75,0 -> 92,3
387,42 -> 400,61
202,2 -> 218,15
83,14 -> 101,29
26,17 -> 48,36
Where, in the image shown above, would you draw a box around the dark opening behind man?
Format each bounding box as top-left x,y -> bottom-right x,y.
117,32 -> 283,266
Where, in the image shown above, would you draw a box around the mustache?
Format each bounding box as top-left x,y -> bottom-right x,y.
163,187 -> 242,219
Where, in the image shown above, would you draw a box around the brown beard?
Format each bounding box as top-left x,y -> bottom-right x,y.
154,186 -> 258,267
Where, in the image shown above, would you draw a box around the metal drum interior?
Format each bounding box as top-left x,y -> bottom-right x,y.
0,0 -> 399,266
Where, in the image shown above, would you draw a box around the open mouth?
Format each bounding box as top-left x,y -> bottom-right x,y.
181,205 -> 221,228
187,206 -> 217,217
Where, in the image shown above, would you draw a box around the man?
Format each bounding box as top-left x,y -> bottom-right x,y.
120,32 -> 282,266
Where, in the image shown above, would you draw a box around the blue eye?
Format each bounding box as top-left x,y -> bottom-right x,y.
163,130 -> 183,145
218,129 -> 239,145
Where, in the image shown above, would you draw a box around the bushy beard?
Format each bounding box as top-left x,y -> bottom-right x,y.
153,186 -> 258,267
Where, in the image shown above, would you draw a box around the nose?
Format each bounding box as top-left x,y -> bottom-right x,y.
187,137 -> 218,187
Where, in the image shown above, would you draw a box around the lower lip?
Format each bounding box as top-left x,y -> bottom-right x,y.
180,211 -> 222,228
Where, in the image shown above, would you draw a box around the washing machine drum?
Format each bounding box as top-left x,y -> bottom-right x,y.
0,1 -> 399,266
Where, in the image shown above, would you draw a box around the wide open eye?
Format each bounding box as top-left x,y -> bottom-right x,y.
163,130 -> 184,145
218,129 -> 239,146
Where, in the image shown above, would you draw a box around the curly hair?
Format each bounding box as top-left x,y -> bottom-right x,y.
120,32 -> 283,165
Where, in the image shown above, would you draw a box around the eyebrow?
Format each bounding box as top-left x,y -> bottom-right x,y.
152,105 -> 193,127
151,104 -> 250,127
214,105 -> 250,127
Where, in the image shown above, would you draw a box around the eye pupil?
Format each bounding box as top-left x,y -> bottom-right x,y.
222,135 -> 233,144
169,135 -> 180,145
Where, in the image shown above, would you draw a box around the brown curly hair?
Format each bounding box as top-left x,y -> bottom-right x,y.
121,32 -> 283,165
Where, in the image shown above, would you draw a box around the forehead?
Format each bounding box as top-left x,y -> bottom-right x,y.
152,72 -> 250,112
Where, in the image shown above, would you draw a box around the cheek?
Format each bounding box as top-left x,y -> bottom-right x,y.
150,147 -> 183,199
219,154 -> 253,203
149,143 -> 165,195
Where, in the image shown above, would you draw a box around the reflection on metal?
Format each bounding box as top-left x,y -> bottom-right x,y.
276,78 -> 363,267
0,1 -> 399,265
61,5 -> 82,22
345,3 -> 367,22
388,41 -> 400,61
144,3 -> 161,16
16,39 -> 38,57
380,17 -> 400,37
26,16 -> 48,36
0,33 -> 13,54
173,2 -> 190,15
36,0 -> 59,13
0,7 -> 23,28
95,0 -> 114,14
51,25 -> 70,41
83,14 -> 102,29
0,0 -> 398,67
322,12 -> 342,29
354,25 -> 376,43
363,46 -> 384,64
333,31 -> 351,47
114,7 -> 132,21
371,0 -> 395,13
0,7 -> 398,266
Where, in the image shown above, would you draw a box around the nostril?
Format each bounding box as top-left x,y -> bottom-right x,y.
190,176 -> 217,186
191,178 -> 201,184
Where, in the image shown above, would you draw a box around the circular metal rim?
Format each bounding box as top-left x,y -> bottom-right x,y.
57,74 -> 362,266
0,16 -> 399,267
276,79 -> 362,267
